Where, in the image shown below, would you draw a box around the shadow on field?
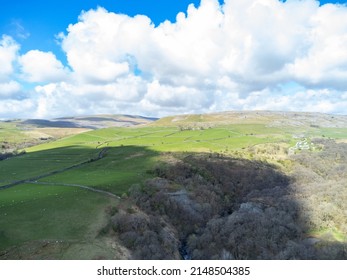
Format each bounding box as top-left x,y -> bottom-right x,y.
0,145 -> 160,192
109,151 -> 347,260
1,142 -> 347,259
0,145 -> 160,259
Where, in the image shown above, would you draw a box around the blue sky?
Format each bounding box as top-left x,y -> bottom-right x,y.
1,0 -> 347,119
0,0 -> 341,59
1,1 -> 224,62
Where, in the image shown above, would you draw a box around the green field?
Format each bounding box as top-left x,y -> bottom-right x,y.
0,122 -> 28,145
0,184 -> 113,251
1,112 -> 347,259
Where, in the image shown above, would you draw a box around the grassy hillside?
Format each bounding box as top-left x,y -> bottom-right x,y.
153,111 -> 347,128
0,120 -> 88,156
0,114 -> 156,155
1,111 -> 347,259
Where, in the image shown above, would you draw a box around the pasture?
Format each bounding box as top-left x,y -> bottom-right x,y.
1,113 -> 347,259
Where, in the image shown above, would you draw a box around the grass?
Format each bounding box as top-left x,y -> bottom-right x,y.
1,113 -> 347,258
0,146 -> 98,186
0,183 -> 114,252
309,228 -> 347,243
0,122 -> 27,145
38,146 -> 159,195
0,121 -> 91,151
316,128 -> 347,139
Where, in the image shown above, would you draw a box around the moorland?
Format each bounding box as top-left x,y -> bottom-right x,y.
0,111 -> 346,259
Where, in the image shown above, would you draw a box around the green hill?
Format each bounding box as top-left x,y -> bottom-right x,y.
1,111 -> 347,259
0,114 -> 156,155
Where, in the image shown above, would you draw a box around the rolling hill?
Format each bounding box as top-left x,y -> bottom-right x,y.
0,111 -> 346,259
0,114 -> 157,154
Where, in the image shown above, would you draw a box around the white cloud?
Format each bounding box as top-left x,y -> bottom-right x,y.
32,75 -> 147,118
19,50 -> 69,83
140,0 -> 224,83
2,0 -> 347,119
146,80 -> 213,109
0,35 -> 19,82
0,98 -> 35,119
61,8 -> 152,83
0,81 -> 21,99
286,2 -> 347,89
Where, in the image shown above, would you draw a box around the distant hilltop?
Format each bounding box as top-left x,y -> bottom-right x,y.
151,111 -> 347,129
3,111 -> 347,130
18,114 -> 158,129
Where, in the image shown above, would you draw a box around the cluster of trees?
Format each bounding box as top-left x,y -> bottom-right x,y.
290,138 -> 347,253
109,138 -> 347,259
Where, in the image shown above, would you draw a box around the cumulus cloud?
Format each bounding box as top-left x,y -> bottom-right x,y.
285,3 -> 347,89
0,98 -> 35,119
19,50 -> 69,83
60,9 -> 152,83
32,74 -> 147,118
2,0 -> 347,119
0,81 -> 21,99
0,35 -> 19,82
